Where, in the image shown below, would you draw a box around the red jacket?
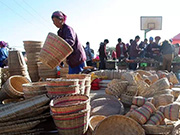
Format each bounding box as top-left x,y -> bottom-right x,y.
112,51 -> 117,59
116,42 -> 127,58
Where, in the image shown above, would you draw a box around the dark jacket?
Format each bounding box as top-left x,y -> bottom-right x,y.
58,24 -> 86,68
129,40 -> 139,57
116,42 -> 127,58
98,42 -> 107,59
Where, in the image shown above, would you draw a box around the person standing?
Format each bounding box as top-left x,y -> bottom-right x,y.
129,35 -> 140,70
138,38 -> 148,58
116,38 -> 127,62
0,41 -> 8,68
98,39 -> 109,69
112,50 -> 117,60
160,40 -> 175,72
51,11 -> 86,74
151,36 -> 161,61
85,42 -> 93,66
146,37 -> 154,58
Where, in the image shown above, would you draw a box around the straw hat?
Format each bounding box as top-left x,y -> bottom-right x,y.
93,115 -> 145,135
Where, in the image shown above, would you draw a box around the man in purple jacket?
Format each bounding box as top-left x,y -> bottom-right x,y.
51,11 -> 86,74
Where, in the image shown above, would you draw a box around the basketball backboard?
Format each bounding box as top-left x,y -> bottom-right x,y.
140,16 -> 162,30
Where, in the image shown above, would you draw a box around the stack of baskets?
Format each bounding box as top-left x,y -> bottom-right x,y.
23,41 -> 43,82
50,94 -> 90,135
0,94 -> 50,134
66,74 -> 91,96
8,50 -> 30,80
22,82 -> 48,99
39,32 -> 73,69
0,75 -> 31,102
46,78 -> 80,98
37,62 -> 58,80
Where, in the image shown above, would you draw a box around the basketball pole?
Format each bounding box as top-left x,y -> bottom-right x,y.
144,29 -> 151,39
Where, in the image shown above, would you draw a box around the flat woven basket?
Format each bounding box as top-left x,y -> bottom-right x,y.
39,32 -> 73,69
142,124 -> 174,135
93,115 -> 145,135
0,94 -> 50,122
50,94 -> 89,115
0,120 -> 41,134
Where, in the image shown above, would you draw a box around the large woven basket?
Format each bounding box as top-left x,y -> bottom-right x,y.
93,115 -> 145,135
50,94 -> 89,115
0,75 -> 30,100
53,108 -> 90,135
39,32 -> 73,69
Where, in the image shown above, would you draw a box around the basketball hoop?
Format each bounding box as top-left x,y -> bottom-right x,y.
140,16 -> 162,39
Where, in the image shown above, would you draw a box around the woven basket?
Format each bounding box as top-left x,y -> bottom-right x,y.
0,112 -> 50,127
132,96 -> 154,106
39,32 -> 73,69
107,80 -> 129,97
154,89 -> 172,96
158,103 -> 180,121
0,75 -> 30,100
50,94 -> 89,115
0,94 -> 50,122
167,72 -> 179,84
135,70 -> 152,77
89,115 -> 106,132
47,85 -> 80,98
146,110 -> 165,125
143,74 -> 159,84
137,80 -> 155,98
121,72 -> 137,85
129,102 -> 156,125
142,124 -> 174,135
154,94 -> 174,108
150,78 -> 170,92
46,78 -> 79,86
53,108 -> 90,135
0,120 -> 41,134
93,115 -> 145,135
171,88 -> 180,99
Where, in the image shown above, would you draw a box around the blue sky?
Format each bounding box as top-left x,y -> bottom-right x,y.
1,0 -> 180,53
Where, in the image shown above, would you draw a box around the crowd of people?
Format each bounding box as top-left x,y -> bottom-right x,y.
95,35 -> 178,72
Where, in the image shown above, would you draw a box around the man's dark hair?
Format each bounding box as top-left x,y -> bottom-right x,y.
135,35 -> 140,40
86,42 -> 89,45
104,39 -> 109,43
118,38 -> 122,43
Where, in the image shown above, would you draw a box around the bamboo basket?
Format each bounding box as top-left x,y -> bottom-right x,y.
89,115 -> 106,132
39,32 -> 73,69
52,108 -> 90,135
50,94 -> 89,115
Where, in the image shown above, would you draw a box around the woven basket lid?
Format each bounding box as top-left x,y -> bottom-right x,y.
93,115 -> 145,135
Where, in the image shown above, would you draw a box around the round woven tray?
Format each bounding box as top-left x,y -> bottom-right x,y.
93,115 -> 145,135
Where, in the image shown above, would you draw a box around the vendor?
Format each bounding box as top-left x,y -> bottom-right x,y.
0,41 -> 8,68
51,11 -> 86,74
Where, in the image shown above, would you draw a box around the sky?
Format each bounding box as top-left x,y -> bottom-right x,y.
0,0 -> 180,54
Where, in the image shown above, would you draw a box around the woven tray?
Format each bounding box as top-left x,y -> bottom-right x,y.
93,115 -> 145,135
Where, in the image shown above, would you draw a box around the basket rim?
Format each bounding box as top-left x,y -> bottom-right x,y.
7,75 -> 31,95
50,94 -> 89,108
